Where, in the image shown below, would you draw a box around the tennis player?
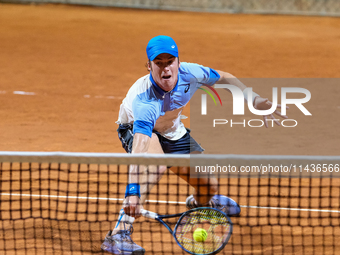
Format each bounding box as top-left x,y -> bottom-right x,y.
101,35 -> 287,254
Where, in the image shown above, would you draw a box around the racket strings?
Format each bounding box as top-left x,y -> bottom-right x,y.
174,209 -> 231,254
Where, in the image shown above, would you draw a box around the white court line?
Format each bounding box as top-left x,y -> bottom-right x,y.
2,91 -> 119,99
0,193 -> 184,205
1,192 -> 340,213
243,205 -> 340,213
13,91 -> 36,95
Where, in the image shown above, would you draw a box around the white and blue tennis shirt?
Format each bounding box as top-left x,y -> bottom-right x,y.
117,62 -> 220,140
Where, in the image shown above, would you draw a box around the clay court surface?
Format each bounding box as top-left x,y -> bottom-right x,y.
0,3 -> 340,255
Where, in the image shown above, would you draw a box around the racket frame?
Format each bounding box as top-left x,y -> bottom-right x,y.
141,207 -> 233,255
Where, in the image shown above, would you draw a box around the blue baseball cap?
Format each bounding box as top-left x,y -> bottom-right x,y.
146,35 -> 178,61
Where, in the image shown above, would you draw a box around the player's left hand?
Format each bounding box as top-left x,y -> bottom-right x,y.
254,97 -> 288,128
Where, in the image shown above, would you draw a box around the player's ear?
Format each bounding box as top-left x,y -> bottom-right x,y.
178,58 -> 180,68
146,60 -> 151,71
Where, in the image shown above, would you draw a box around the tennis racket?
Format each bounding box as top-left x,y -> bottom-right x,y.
140,207 -> 233,255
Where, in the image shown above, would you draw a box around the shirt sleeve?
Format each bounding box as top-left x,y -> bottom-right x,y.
207,68 -> 221,86
180,62 -> 221,86
132,96 -> 161,137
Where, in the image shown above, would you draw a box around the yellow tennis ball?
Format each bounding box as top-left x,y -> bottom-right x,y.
193,228 -> 208,242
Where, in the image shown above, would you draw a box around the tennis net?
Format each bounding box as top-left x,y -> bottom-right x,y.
0,151 -> 340,254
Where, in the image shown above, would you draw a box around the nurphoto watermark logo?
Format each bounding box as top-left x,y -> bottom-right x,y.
200,85 -> 312,128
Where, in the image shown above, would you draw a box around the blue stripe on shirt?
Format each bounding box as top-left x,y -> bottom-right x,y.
133,120 -> 154,137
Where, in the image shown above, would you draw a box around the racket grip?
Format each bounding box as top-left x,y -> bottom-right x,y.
140,209 -> 157,219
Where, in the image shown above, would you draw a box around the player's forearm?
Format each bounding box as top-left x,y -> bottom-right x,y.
216,70 -> 260,106
128,133 -> 151,184
216,70 -> 247,91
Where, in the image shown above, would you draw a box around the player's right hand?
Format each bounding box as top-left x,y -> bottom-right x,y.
253,97 -> 288,128
123,195 -> 144,219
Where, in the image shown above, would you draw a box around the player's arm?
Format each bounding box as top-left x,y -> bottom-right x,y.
124,94 -> 160,218
215,70 -> 288,127
215,70 -> 248,92
123,133 -> 151,218
129,133 -> 151,183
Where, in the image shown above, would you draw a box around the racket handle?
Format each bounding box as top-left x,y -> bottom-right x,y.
140,209 -> 158,219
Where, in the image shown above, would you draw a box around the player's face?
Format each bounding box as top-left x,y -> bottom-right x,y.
150,53 -> 180,92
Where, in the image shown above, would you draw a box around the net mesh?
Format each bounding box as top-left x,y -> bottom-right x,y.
1,152 -> 340,254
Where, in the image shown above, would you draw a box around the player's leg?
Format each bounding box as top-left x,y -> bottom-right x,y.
155,128 -> 216,204
162,129 -> 241,216
173,166 -> 241,216
170,164 -> 218,205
